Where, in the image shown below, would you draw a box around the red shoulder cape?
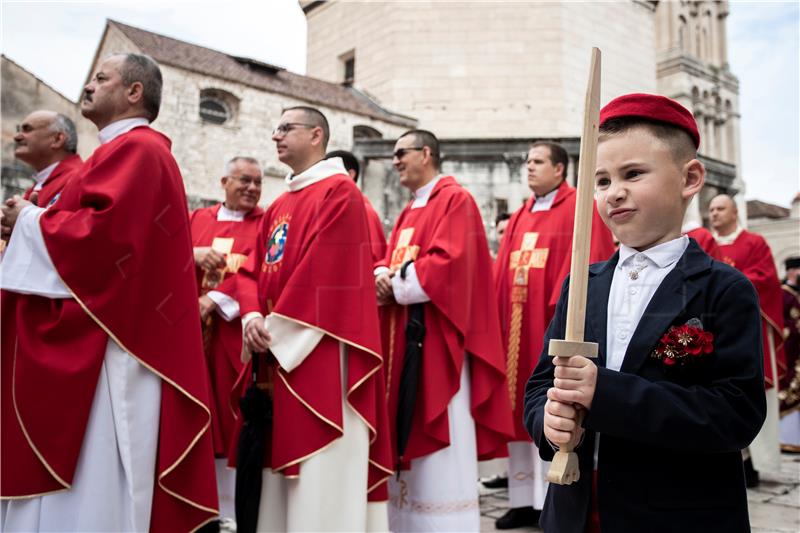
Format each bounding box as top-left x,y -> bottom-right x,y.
190,203 -> 263,456
718,230 -> 787,388
1,127 -> 218,532
380,176 -> 515,465
686,227 -> 721,260
23,154 -> 83,207
229,175 -> 392,500
494,181 -> 615,439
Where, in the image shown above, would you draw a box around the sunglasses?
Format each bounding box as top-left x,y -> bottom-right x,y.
392,147 -> 425,159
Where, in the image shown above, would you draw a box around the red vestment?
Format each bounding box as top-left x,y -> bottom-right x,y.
718,230 -> 786,388
780,283 -> 800,414
686,227 -> 721,259
379,176 -> 515,465
22,154 -> 83,207
364,194 -> 387,263
1,127 -> 218,532
190,203 -> 264,456
229,174 -> 392,500
494,181 -> 615,440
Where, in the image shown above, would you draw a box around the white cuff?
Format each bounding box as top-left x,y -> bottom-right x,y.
207,290 -> 240,321
0,205 -> 71,298
242,312 -> 263,331
374,266 -> 391,277
391,263 -> 430,305
263,314 -> 324,373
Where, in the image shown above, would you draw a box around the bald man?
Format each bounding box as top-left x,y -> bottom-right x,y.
13,110 -> 82,208
710,194 -> 786,485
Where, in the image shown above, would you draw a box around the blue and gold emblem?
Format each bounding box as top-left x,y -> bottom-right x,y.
264,214 -> 291,272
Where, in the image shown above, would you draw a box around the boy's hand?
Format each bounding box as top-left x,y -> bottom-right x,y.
543,388 -> 583,445
551,355 -> 598,410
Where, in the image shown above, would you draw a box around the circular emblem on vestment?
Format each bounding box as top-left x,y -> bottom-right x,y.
266,222 -> 289,264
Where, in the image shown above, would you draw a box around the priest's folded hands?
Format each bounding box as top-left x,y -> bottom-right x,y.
244,317 -> 272,353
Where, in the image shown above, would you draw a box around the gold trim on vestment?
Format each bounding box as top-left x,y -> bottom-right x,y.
386,308 -> 397,401
9,339 -> 72,496
761,309 -> 787,387
59,277 -> 218,516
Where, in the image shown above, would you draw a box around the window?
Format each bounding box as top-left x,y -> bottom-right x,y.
353,125 -> 382,139
199,88 -> 239,125
341,51 -> 355,85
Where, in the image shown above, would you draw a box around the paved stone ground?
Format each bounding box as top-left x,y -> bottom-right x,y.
479,453 -> 800,532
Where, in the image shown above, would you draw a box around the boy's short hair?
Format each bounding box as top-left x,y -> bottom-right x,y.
599,117 -> 697,165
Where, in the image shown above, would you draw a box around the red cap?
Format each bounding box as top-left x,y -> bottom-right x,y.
599,93 -> 700,149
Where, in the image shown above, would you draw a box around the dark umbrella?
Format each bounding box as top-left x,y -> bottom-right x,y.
235,352 -> 272,533
395,261 -> 427,469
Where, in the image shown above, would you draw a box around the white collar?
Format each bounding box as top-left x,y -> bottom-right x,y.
32,161 -> 60,191
98,117 -> 150,145
411,174 -> 445,209
712,225 -> 743,245
217,204 -> 247,221
617,235 -> 688,270
531,186 -> 559,212
286,158 -> 346,192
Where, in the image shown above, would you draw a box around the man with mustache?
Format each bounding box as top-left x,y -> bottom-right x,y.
0,53 -> 217,531
189,155 -> 264,523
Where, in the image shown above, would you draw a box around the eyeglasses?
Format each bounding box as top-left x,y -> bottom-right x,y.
392,147 -> 425,159
272,123 -> 315,136
230,175 -> 263,187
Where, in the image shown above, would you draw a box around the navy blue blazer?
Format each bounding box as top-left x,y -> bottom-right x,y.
524,240 -> 766,533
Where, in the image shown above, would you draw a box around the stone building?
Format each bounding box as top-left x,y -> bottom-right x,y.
302,0 -> 744,237
748,195 -> 800,278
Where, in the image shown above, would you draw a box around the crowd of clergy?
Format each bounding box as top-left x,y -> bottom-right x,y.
1,52 -> 798,533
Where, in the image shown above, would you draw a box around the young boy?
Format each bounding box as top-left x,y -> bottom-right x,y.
523,93 -> 766,533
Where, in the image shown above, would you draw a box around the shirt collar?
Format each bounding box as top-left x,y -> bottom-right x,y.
618,235 -> 689,269
411,174 -> 444,209
286,158 -> 347,192
32,161 -> 60,190
98,117 -> 150,145
217,204 -> 247,221
530,186 -> 559,212
712,225 -> 743,245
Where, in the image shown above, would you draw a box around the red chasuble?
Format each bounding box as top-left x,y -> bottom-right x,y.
780,283 -> 800,415
0,127 -> 218,532
378,176 -> 515,465
718,230 -> 787,388
22,154 -> 83,207
686,226 -> 721,259
229,174 -> 392,500
364,194 -> 388,263
494,180 -> 615,440
190,203 -> 264,456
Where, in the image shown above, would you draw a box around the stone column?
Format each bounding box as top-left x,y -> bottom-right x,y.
504,153 -> 527,213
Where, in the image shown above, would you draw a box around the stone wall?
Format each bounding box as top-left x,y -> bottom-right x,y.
305,1 -> 657,139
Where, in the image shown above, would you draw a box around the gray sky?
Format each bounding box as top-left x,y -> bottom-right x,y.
2,0 -> 797,206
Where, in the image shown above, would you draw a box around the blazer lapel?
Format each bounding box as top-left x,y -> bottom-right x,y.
586,252 -> 617,366
620,241 -> 712,374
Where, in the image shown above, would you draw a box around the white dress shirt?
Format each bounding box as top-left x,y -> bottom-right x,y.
605,235 -> 689,371
97,117 -> 150,145
31,161 -> 59,191
530,186 -> 559,212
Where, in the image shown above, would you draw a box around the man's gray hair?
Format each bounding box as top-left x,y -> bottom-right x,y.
49,113 -> 78,154
224,156 -> 262,176
118,54 -> 163,122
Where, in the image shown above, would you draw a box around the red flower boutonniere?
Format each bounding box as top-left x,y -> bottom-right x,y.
651,319 -> 714,368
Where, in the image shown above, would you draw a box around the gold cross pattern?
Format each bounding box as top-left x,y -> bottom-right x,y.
509,232 -> 549,287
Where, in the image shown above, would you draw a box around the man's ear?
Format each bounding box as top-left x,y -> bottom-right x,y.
682,159 -> 705,201
127,81 -> 145,107
51,131 -> 67,152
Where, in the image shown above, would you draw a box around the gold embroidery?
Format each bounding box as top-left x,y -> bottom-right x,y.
506,232 -> 549,405
390,228 -> 420,271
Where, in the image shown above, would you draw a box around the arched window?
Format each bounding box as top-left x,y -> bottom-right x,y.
353,125 -> 383,139
199,88 -> 239,125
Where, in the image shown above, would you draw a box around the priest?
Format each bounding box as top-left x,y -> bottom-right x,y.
493,141 -> 615,529
190,155 -> 264,521
13,110 -> 82,208
710,193 -> 786,485
376,129 -> 515,532
779,257 -> 800,452
0,53 -> 218,532
228,106 -> 392,531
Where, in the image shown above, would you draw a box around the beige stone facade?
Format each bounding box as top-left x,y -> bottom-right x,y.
305,0 -> 657,139
749,197 -> 800,278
